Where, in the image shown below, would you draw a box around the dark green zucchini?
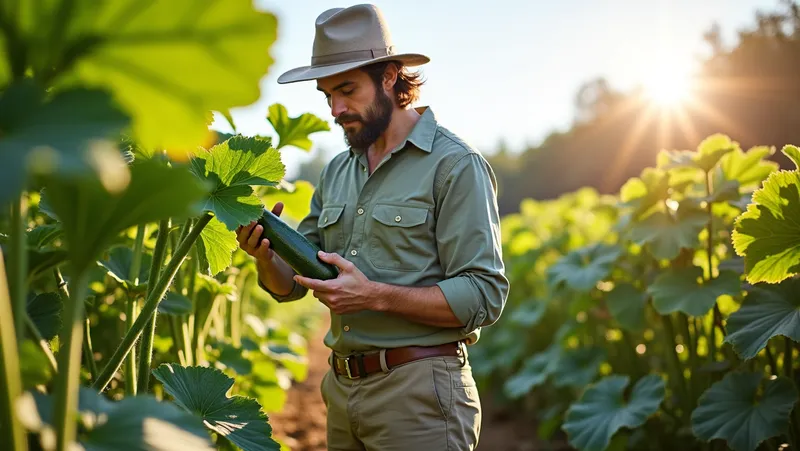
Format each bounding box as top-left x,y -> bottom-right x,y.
257,208 -> 339,280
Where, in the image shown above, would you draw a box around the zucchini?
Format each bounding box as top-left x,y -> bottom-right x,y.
257,208 -> 339,280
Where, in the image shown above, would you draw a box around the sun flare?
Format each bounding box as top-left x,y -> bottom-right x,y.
640,59 -> 695,108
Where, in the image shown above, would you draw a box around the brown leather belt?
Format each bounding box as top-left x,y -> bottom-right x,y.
331,341 -> 463,379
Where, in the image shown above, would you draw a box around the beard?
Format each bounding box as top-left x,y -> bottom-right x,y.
337,88 -> 393,150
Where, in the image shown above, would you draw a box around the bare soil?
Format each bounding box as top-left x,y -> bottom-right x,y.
269,313 -> 565,451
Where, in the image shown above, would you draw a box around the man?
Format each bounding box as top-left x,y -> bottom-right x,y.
235,4 -> 509,450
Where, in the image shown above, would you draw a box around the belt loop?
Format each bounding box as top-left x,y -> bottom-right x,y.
379,349 -> 390,373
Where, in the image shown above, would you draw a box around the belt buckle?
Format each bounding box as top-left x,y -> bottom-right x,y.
344,356 -> 354,379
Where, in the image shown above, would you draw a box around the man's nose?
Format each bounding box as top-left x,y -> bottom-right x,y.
330,97 -> 347,118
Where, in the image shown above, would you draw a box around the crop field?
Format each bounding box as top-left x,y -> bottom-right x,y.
1,1 -> 799,451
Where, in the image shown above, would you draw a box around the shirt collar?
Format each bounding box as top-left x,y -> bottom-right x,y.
348,106 -> 437,156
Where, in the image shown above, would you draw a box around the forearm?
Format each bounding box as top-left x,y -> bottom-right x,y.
256,255 -> 298,298
371,282 -> 464,328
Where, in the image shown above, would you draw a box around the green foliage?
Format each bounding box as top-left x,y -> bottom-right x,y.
152,364 -> 281,450
732,145 -> 800,284
474,133 -> 800,451
0,1 -> 331,449
691,372 -> 799,451
562,374 -> 665,451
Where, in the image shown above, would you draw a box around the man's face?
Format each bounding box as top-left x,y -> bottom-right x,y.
317,69 -> 394,149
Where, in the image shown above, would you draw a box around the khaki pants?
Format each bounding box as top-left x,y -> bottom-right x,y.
320,350 -> 482,451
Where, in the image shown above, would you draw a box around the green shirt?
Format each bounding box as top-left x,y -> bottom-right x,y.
264,106 -> 509,354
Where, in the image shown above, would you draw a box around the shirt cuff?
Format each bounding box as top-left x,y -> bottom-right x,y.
257,278 -> 306,302
436,276 -> 488,333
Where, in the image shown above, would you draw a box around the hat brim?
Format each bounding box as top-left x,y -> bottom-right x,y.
276,53 -> 430,84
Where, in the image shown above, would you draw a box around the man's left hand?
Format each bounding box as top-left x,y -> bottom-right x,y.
294,251 -> 381,315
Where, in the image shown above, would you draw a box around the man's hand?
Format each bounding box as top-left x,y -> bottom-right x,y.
236,202 -> 297,298
235,202 -> 284,263
294,251 -> 379,315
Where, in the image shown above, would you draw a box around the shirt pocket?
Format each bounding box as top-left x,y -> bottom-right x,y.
317,204 -> 345,254
368,203 -> 432,271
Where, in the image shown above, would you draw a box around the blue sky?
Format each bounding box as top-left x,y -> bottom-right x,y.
219,0 -> 778,178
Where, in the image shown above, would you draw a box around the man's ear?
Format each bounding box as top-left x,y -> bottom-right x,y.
382,63 -> 399,92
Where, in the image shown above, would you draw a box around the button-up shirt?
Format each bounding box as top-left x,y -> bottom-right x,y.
264,106 -> 509,355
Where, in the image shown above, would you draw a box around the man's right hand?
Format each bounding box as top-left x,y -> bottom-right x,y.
236,202 -> 285,264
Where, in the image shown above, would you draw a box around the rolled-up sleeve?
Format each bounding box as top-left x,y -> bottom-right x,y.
434,152 -> 509,333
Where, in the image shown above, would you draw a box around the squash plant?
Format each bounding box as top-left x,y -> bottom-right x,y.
472,134 -> 800,451
0,1 -> 331,450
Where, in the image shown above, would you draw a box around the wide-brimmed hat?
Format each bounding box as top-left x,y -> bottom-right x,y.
277,4 -> 430,84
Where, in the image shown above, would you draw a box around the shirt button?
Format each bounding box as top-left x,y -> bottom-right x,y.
395,215 -> 401,222
344,325 -> 350,331
350,249 -> 358,256
357,207 -> 364,215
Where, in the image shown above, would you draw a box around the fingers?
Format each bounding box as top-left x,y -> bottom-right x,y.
272,201 -> 284,217
247,224 -> 263,248
254,239 -> 272,260
294,274 -> 334,292
318,251 -> 354,272
236,221 -> 255,246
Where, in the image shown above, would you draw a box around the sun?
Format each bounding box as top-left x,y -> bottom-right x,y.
640,61 -> 695,108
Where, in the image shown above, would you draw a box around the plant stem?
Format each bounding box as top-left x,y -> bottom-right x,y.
54,269 -> 96,381
765,343 -> 779,376
679,314 -> 698,409
137,219 -> 170,393
0,252 -> 28,451
53,267 -> 89,451
123,224 -> 146,394
93,213 -> 212,392
785,336 -> 793,380
661,314 -> 691,420
9,195 -> 28,344
168,316 -> 186,365
24,313 -> 57,373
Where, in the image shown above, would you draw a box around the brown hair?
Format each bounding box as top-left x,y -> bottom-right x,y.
360,61 -> 425,108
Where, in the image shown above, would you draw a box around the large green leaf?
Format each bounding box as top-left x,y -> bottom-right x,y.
732,146 -> 800,284
691,371 -> 798,451
190,135 -> 285,230
26,292 -> 62,341
605,283 -> 647,332
562,374 -> 665,451
152,364 -> 281,451
647,267 -> 741,317
157,292 -> 193,316
724,278 -> 800,360
619,167 -> 669,217
660,134 -> 736,173
718,145 -> 778,190
552,346 -> 607,388
97,245 -> 152,291
503,346 -> 560,399
41,159 -> 208,272
627,204 -> 709,260
26,0 -> 278,153
266,103 -> 330,151
547,243 -> 621,292
198,216 -> 238,276
0,80 -> 129,206
19,387 -> 215,450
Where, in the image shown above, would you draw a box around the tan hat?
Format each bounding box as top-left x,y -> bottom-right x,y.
276,4 -> 430,84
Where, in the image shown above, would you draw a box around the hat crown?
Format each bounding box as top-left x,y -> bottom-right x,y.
311,4 -> 394,65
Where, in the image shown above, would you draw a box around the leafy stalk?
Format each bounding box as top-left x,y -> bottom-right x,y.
0,252 -> 28,451
53,267 -> 90,451
93,213 -> 212,392
9,195 -> 27,343
679,313 -> 698,408
137,218 -> 170,393
704,171 -> 727,339
124,224 -> 146,394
